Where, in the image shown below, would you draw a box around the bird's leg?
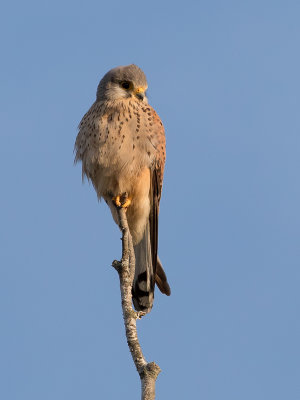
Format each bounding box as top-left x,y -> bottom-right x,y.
112,192 -> 132,209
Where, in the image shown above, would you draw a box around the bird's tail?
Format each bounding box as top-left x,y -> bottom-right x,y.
132,221 -> 170,314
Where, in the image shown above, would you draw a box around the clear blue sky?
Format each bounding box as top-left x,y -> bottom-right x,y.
1,1 -> 299,399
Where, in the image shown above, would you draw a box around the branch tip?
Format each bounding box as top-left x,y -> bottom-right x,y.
112,205 -> 161,399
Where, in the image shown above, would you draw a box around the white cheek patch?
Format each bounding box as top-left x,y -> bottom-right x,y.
107,85 -> 129,100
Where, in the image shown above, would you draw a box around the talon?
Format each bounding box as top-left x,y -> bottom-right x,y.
122,198 -> 131,208
112,195 -> 132,208
112,195 -> 122,207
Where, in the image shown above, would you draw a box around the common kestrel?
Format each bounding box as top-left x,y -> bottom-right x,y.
75,64 -> 170,313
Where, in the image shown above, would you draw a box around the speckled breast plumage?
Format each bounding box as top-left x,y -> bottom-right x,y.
75,98 -> 165,199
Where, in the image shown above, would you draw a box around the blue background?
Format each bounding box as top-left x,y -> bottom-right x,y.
1,1 -> 299,398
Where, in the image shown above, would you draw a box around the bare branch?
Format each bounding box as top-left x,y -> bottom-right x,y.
112,206 -> 161,399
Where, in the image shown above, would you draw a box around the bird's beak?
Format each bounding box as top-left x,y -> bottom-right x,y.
135,87 -> 146,100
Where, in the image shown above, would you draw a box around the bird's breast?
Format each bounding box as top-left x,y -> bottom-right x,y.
75,99 -> 164,199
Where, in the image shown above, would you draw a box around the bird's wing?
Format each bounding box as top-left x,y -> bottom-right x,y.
149,110 -> 170,295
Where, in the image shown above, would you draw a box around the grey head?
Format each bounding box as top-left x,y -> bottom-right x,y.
96,64 -> 148,103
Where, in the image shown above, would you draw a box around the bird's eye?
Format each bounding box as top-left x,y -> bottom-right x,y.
120,81 -> 131,90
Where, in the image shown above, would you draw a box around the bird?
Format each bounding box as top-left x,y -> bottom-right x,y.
74,64 -> 170,314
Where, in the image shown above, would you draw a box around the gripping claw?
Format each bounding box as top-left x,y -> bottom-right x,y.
112,194 -> 131,208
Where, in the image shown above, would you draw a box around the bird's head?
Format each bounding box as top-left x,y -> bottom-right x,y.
96,64 -> 148,104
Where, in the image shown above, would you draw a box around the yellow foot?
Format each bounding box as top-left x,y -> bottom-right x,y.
112,194 -> 132,208
122,197 -> 132,208
112,195 -> 122,207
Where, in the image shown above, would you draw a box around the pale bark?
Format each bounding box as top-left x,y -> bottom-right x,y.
112,207 -> 161,400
